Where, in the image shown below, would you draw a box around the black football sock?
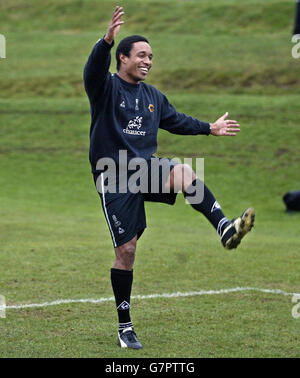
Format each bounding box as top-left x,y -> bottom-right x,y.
111,268 -> 133,333
184,179 -> 231,237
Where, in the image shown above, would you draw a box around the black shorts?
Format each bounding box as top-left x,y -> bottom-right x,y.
93,157 -> 179,247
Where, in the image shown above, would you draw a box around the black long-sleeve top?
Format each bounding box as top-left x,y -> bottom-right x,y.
84,38 -> 211,174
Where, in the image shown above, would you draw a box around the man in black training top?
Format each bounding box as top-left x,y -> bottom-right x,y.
84,6 -> 255,350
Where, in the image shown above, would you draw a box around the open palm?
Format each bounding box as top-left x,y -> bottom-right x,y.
104,6 -> 125,44
210,112 -> 240,136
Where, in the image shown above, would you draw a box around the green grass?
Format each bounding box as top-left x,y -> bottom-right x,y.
0,0 -> 300,358
0,0 -> 299,96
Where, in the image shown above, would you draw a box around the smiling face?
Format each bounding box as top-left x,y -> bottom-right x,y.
118,41 -> 153,84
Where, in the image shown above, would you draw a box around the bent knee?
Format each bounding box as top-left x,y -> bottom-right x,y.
170,164 -> 196,192
118,242 -> 136,258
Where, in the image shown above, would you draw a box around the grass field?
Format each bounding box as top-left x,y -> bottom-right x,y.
0,0 -> 300,358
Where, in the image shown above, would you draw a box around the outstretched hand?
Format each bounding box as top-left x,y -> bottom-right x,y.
104,6 -> 125,45
210,112 -> 240,136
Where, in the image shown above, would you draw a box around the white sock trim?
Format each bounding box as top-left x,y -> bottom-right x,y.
217,217 -> 229,236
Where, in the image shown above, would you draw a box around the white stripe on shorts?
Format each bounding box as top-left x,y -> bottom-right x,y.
101,173 -> 117,247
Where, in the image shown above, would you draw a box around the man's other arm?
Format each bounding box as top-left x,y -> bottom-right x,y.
159,94 -> 240,137
159,94 -> 211,136
83,6 -> 124,99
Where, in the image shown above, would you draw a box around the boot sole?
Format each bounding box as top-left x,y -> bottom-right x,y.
225,208 -> 255,249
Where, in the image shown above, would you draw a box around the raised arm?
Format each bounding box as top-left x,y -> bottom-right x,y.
83,6 -> 124,99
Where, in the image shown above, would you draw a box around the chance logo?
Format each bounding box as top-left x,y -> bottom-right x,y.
123,116 -> 146,136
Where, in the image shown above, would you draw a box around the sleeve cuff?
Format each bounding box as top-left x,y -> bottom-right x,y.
200,122 -> 211,135
99,37 -> 115,49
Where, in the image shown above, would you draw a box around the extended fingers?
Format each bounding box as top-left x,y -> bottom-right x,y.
112,6 -> 124,21
224,126 -> 240,136
113,11 -> 124,22
112,20 -> 125,29
223,120 -> 240,135
225,119 -> 239,126
225,121 -> 240,131
113,5 -> 123,15
227,125 -> 240,130
112,14 -> 124,27
109,6 -> 125,30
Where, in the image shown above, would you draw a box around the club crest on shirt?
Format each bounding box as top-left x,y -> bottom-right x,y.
148,104 -> 154,112
123,116 -> 146,136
